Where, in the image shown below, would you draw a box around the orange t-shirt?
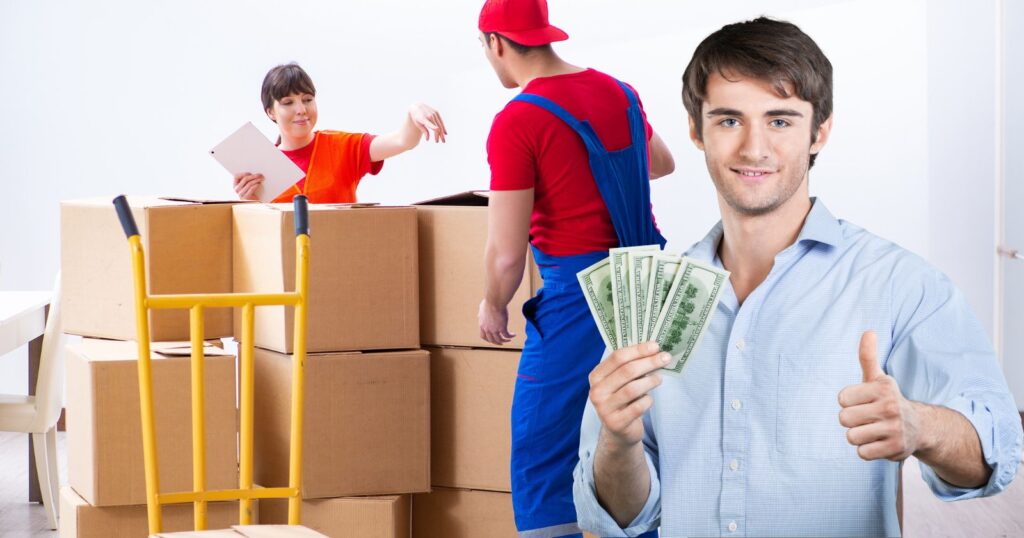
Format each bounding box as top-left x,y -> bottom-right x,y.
272,130 -> 383,203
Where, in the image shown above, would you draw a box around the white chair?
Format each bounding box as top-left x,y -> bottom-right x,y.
0,274 -> 65,529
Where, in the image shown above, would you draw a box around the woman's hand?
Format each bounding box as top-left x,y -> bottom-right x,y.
233,172 -> 264,200
408,103 -> 447,143
369,103 -> 449,161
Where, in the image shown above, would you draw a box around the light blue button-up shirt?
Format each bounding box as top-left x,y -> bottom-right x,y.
574,198 -> 1023,537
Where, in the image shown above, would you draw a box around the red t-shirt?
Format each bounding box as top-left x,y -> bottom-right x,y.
281,133 -> 382,191
487,68 -> 656,256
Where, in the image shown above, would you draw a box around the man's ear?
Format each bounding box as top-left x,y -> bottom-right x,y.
689,115 -> 705,151
490,33 -> 504,57
810,115 -> 833,156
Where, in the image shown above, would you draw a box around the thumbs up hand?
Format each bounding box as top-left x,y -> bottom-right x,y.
838,331 -> 923,461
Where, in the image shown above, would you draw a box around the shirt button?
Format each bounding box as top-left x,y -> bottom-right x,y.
729,459 -> 739,471
735,339 -> 746,350
728,521 -> 738,532
731,399 -> 742,411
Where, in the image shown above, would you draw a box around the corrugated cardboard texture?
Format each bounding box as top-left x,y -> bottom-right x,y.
233,204 -> 419,353
60,196 -> 234,341
66,339 -> 238,507
412,488 -> 516,538
59,486 -> 242,538
428,347 -> 518,492
253,348 -> 430,498
261,495 -> 410,538
415,198 -> 541,349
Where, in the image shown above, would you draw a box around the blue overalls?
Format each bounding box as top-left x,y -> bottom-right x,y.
510,80 -> 665,538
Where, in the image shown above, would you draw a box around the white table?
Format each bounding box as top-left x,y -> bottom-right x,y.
0,291 -> 52,503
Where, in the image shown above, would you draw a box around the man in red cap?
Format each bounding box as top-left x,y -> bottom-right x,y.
476,1 -> 673,536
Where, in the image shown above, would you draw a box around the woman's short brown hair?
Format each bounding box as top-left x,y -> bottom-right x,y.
261,63 -> 317,121
682,17 -> 833,167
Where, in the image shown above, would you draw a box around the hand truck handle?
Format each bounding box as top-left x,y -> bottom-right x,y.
112,195 -> 140,238
293,195 -> 309,236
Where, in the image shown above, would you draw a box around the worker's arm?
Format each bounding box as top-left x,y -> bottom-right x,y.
369,103 -> 447,162
479,188 -> 533,345
648,131 -> 674,180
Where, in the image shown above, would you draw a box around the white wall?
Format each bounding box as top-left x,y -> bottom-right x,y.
0,0 -> 1008,394
1001,0 -> 1024,407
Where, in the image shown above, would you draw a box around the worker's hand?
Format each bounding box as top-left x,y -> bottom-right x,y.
233,172 -> 264,201
478,300 -> 514,345
838,331 -> 923,461
589,342 -> 668,450
408,103 -> 447,143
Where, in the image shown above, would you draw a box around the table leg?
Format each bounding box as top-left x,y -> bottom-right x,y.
27,307 -> 46,503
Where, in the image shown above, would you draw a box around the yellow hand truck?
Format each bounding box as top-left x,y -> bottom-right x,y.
114,194 -> 311,535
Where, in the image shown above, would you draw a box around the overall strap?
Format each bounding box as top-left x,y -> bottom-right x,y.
512,93 -> 605,155
614,80 -> 641,109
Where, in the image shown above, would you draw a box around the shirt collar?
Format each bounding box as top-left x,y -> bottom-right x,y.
684,197 -> 843,262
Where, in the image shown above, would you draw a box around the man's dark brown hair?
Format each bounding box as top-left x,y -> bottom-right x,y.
483,31 -> 552,56
682,17 -> 833,167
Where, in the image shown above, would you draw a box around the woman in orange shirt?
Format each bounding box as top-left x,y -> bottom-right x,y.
233,63 -> 447,203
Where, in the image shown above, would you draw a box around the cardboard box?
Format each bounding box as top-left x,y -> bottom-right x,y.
61,196 -> 236,341
412,488 -> 516,538
428,346 -> 518,492
261,495 -> 410,538
66,339 -> 238,507
232,203 -> 419,353
59,486 -> 243,538
415,192 -> 542,349
253,347 -> 430,498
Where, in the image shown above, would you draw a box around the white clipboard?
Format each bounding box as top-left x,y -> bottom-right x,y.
210,122 -> 305,203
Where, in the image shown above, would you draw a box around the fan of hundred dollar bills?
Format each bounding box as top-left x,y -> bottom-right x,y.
577,245 -> 730,376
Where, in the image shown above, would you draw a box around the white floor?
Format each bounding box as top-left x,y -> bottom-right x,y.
0,430 -> 1022,537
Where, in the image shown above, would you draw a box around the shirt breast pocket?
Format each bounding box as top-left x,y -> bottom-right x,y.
776,352 -> 860,460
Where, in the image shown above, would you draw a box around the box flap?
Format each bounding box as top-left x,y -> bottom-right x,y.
323,202 -> 381,208
74,338 -> 234,362
159,196 -> 250,205
233,525 -> 328,537
152,342 -> 234,357
414,190 -> 490,207
236,202 -> 401,214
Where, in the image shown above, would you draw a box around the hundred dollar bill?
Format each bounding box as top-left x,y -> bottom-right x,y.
576,257 -> 617,351
627,250 -> 657,346
609,246 -> 659,348
641,253 -> 683,342
649,258 -> 729,376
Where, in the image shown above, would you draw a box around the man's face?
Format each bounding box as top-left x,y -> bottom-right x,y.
691,71 -> 831,216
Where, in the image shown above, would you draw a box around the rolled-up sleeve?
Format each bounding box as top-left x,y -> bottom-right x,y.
573,399 -> 661,536
887,266 -> 1023,500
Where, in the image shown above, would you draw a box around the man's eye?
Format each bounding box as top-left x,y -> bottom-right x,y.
720,118 -> 739,127
770,119 -> 790,128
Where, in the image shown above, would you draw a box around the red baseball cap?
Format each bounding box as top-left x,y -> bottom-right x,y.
478,0 -> 568,47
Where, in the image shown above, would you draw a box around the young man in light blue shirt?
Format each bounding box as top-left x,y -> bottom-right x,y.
573,17 -> 1023,537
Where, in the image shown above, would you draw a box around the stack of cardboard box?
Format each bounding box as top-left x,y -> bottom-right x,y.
59,197 -> 425,536
233,203 -> 425,537
411,192 -> 541,538
60,197 -> 246,537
